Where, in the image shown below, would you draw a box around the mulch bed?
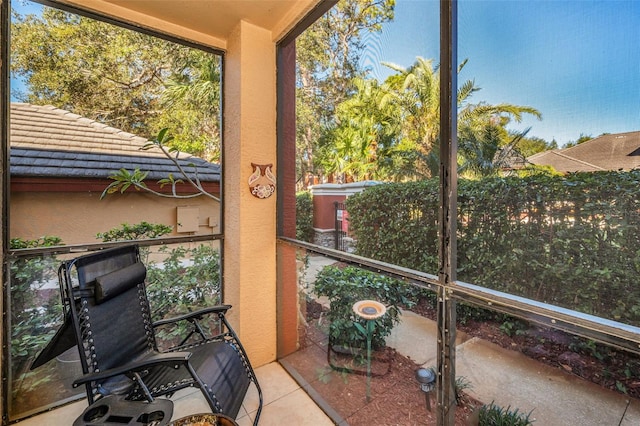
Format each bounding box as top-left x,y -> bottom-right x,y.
283,299 -> 481,425
284,295 -> 640,424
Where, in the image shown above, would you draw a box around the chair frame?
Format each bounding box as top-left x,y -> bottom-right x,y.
55,244 -> 262,425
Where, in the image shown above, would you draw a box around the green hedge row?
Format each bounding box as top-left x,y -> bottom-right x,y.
296,191 -> 314,242
346,170 -> 640,325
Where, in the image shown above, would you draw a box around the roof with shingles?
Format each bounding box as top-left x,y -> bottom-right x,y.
9,103 -> 220,181
528,131 -> 640,172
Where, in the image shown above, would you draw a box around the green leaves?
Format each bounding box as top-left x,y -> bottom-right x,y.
157,174 -> 185,188
314,265 -> 415,350
96,221 -> 172,242
100,168 -> 149,199
296,192 -> 314,242
11,7 -> 222,158
478,402 -> 534,426
321,54 -> 542,182
101,128 -> 219,201
348,170 -> 640,325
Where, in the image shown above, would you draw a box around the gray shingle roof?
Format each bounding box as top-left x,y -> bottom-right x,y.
9,103 -> 220,181
528,131 -> 640,172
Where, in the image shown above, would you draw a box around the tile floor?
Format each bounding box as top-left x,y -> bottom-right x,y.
15,362 -> 335,426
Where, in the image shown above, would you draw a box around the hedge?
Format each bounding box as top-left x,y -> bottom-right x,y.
346,170 -> 640,325
296,191 -> 314,242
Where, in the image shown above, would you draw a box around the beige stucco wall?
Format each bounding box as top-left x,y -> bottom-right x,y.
223,20 -> 278,367
10,191 -> 219,245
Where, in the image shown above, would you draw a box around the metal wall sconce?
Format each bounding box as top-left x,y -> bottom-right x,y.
248,163 -> 276,199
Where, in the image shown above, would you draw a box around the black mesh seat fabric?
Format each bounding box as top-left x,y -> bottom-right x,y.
36,245 -> 262,424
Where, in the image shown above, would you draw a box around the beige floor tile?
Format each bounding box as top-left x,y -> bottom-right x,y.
249,388 -> 334,426
241,361 -> 300,415
15,362 -> 333,426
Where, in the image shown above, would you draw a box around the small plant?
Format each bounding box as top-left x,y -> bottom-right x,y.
424,365 -> 473,404
297,251 -> 310,292
97,221 -> 173,242
478,401 -> 534,425
314,265 -> 415,351
499,317 -> 528,337
568,337 -> 609,362
455,375 -> 473,403
616,381 -> 628,394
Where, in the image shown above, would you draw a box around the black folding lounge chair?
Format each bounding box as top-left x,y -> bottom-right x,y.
32,244 -> 262,425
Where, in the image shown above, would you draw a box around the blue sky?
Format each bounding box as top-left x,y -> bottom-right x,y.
363,0 -> 640,146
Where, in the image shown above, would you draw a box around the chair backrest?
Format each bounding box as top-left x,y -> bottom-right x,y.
63,245 -> 157,376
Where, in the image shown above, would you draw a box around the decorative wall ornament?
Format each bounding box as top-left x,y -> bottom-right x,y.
248,163 -> 276,199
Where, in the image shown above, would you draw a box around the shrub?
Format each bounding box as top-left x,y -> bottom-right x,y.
9,237 -> 63,362
346,170 -> 640,325
296,191 -> 314,242
96,221 -> 173,242
314,265 -> 415,350
146,244 -> 221,320
145,244 -> 221,347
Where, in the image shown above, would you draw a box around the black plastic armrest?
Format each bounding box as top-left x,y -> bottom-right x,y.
152,304 -> 232,328
72,351 -> 192,388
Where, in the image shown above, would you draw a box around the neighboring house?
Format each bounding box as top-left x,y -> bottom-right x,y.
527,131 -> 640,172
9,102 -> 221,245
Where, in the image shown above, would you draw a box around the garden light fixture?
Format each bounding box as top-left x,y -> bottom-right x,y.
415,367 -> 436,411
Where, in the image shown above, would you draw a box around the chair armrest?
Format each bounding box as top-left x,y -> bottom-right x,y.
72,351 -> 192,388
152,305 -> 232,328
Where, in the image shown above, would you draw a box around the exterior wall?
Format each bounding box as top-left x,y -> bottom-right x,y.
310,181 -> 379,248
224,20 -> 277,367
10,191 -> 219,245
312,194 -> 345,230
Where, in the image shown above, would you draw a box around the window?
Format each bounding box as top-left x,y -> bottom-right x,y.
279,1 -> 640,424
4,1 -> 224,420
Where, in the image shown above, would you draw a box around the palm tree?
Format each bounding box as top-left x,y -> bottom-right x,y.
377,57 -> 541,179
458,126 -> 531,178
320,78 -> 397,181
320,56 -> 541,181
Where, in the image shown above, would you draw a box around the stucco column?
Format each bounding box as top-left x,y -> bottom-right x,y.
223,21 -> 277,367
